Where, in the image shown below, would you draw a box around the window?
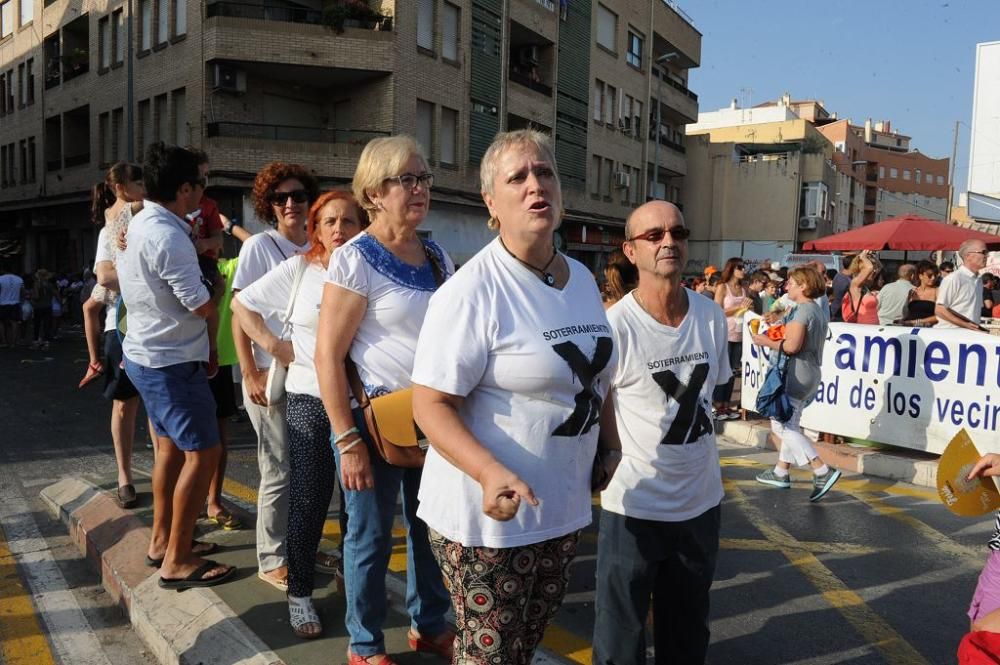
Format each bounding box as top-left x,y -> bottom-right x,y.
890,167 -> 898,178
156,0 -> 168,44
416,99 -> 433,157
111,107 -> 123,161
441,2 -> 458,61
590,155 -> 601,196
25,58 -> 32,104
113,9 -> 124,63
137,99 -> 150,157
18,138 -> 25,182
440,106 -> 457,165
603,83 -> 615,124
1,0 -> 12,38
5,69 -> 12,112
879,165 -> 884,178
8,142 -> 15,184
1,72 -> 7,115
20,0 -> 30,24
172,88 -> 185,143
926,172 -> 933,184
632,166 -> 642,205
596,4 -> 615,51
98,111 -> 110,165
173,0 -> 185,36
1,144 -> 7,187
27,135 -> 35,181
620,94 -> 632,133
416,0 -> 433,51
626,30 -> 642,68
800,182 -> 829,218
154,93 -> 168,142
937,175 -> 944,186
902,169 -> 910,181
915,169 -> 921,183
99,17 -> 111,69
602,157 -> 613,197
140,0 -> 151,50
16,62 -> 23,106
593,79 -> 603,122
633,99 -> 642,138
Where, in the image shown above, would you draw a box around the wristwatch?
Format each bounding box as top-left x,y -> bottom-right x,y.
223,219 -> 234,235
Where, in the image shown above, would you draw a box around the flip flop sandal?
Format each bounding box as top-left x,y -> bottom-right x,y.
116,484 -> 137,509
158,560 -> 235,591
204,510 -> 243,531
146,540 -> 219,567
288,596 -> 322,639
257,569 -> 289,591
314,552 -> 342,575
78,362 -> 105,389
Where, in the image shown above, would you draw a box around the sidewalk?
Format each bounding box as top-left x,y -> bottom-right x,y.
38,419 -> 943,665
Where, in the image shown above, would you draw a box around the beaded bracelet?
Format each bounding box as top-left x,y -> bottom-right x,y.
338,438 -> 362,454
333,426 -> 359,445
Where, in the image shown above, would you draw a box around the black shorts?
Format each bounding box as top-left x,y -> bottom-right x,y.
209,364 -> 237,419
102,331 -> 139,401
0,304 -> 19,321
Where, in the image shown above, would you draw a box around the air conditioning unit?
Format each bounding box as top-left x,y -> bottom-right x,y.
613,170 -> 630,189
798,216 -> 818,230
212,63 -> 246,93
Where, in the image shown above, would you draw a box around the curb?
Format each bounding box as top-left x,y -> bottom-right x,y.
40,478 -> 284,665
718,418 -> 939,488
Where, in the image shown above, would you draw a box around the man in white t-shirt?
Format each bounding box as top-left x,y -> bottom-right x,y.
117,143 -> 233,590
0,267 -> 24,347
936,240 -> 986,330
593,201 -> 728,665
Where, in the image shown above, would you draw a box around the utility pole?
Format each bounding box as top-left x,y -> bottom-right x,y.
945,119 -> 959,224
651,52 -> 678,201
126,0 -> 134,161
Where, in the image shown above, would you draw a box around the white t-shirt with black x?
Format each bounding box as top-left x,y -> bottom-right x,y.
601,289 -> 729,523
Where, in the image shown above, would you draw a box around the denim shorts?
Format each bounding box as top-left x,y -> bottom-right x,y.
124,357 -> 219,451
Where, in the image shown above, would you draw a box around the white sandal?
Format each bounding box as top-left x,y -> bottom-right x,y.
288,595 -> 322,639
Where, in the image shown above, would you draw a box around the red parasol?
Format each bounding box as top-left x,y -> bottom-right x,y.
802,214 -> 1000,251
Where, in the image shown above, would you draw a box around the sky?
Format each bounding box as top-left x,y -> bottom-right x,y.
685,0 -> 1000,192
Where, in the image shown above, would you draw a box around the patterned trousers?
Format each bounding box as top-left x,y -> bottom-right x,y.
428,529 -> 580,665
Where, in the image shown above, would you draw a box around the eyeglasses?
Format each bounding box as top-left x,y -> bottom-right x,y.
967,250 -> 988,256
627,226 -> 691,243
385,173 -> 434,190
269,189 -> 310,206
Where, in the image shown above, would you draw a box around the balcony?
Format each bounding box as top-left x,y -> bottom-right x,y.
63,152 -> 90,168
649,140 -> 687,177
509,70 -> 551,96
653,71 -> 698,123
652,2 -> 701,68
205,1 -> 392,30
207,122 -> 388,144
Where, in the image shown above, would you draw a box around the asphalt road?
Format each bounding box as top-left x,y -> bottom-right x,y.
0,322 -> 991,664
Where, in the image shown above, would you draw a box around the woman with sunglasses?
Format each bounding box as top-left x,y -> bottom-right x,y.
315,136 -> 453,665
712,257 -> 752,420
232,162 -> 323,592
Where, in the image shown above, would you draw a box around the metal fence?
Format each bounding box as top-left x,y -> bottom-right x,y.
206,122 -> 389,145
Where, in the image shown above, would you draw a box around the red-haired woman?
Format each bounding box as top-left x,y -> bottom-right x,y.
232,162 -> 318,591
233,191 -> 367,638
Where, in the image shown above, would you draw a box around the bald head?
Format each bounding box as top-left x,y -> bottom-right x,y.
897,264 -> 916,281
625,200 -> 684,239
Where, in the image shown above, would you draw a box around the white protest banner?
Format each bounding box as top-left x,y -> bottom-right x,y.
740,316 -> 1000,455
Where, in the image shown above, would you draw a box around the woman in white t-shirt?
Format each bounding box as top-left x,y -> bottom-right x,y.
411,130 -> 619,665
232,191 -> 365,640
315,136 -> 453,665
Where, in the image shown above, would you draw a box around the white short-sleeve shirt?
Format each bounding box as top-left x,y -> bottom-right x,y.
233,229 -> 311,368
236,255 -> 326,398
412,239 -> 617,548
600,290 -> 729,523
117,200 -> 211,368
326,232 -> 453,395
935,265 -> 983,328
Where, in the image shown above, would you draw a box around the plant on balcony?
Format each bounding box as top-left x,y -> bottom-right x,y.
322,0 -> 389,34
59,48 -> 89,75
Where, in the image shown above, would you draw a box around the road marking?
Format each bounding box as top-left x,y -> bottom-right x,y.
720,537 -> 884,555
0,524 -> 57,665
0,468 -> 113,665
724,479 -> 929,665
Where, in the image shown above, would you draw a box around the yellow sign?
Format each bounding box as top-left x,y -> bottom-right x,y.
937,429 -> 1000,516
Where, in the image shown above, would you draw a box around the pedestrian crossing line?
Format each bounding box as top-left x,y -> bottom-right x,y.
0,524 -> 57,665
720,537 -> 885,555
724,479 -> 929,665
539,624 -> 592,664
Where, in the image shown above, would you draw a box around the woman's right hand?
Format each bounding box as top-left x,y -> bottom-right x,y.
478,462 -> 538,521
339,441 -> 374,491
244,367 -> 269,406
968,454 -> 1000,480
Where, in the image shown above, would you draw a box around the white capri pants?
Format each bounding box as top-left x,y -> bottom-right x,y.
771,398 -> 819,467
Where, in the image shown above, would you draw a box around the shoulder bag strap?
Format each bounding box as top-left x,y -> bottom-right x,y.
278,256 -> 308,338
422,241 -> 447,287
267,232 -> 289,261
344,358 -> 370,409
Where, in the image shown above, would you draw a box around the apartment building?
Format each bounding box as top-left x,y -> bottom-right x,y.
0,0 -> 701,273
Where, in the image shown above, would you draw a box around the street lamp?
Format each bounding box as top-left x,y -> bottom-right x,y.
651,51 -> 679,201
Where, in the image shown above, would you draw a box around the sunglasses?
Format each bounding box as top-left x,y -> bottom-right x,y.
385,173 -> 434,190
269,189 -> 310,206
627,226 -> 691,243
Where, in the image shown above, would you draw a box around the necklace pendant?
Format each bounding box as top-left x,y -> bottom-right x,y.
544,272 -> 555,286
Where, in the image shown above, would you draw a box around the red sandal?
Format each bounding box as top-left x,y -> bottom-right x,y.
407,628 -> 455,661
78,362 -> 105,388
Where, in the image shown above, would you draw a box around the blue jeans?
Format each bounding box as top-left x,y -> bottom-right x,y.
332,408 -> 450,656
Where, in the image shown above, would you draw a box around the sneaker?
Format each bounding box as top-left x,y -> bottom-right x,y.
755,468 -> 791,489
809,469 -> 842,502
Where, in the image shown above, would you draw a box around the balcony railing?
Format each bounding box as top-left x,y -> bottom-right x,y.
206,2 -> 392,30
509,70 -> 552,97
649,129 -> 686,154
660,0 -> 696,28
660,73 -> 697,102
206,121 -> 390,145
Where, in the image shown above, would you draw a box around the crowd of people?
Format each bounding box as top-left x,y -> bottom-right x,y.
10,125 -> 994,664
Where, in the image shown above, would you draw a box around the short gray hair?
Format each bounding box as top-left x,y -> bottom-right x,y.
479,129 -> 560,199
958,239 -> 986,260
